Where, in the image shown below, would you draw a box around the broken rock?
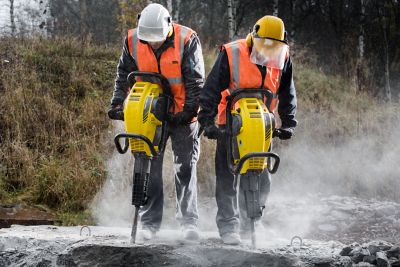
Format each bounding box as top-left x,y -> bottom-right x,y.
353,263 -> 376,267
338,256 -> 352,267
340,246 -> 353,256
391,259 -> 400,267
368,241 -> 393,254
363,255 -> 377,265
387,246 -> 400,259
0,204 -> 58,228
376,251 -> 390,267
351,248 -> 371,263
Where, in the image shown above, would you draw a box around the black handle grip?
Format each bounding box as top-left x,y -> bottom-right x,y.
114,135 -> 129,154
226,89 -> 274,111
114,133 -> 158,156
127,71 -> 172,97
234,152 -> 280,175
108,108 -> 124,121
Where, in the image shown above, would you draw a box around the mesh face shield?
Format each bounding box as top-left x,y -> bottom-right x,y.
250,38 -> 288,69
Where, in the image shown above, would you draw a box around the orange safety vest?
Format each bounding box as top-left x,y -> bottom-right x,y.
127,23 -> 194,114
217,39 -> 288,125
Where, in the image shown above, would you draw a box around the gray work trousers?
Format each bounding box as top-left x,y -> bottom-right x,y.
215,130 -> 271,236
140,122 -> 200,232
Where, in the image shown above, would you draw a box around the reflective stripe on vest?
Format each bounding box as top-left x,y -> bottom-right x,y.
127,24 -> 194,113
217,39 -> 286,125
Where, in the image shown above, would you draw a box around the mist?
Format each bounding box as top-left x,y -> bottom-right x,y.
90,121 -> 218,231
91,110 -> 400,242
273,113 -> 400,201
91,122 -> 134,227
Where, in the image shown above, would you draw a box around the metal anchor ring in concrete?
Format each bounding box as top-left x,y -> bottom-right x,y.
290,236 -> 303,247
80,225 -> 92,237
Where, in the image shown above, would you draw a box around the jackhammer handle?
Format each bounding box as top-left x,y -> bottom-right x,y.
114,133 -> 159,156
266,153 -> 280,174
234,152 -> 280,175
226,89 -> 274,111
127,71 -> 172,96
114,135 -> 129,154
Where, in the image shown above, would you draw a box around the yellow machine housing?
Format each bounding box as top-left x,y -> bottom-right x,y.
231,97 -> 274,174
124,81 -> 165,156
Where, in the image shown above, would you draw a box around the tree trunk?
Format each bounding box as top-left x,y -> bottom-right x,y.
356,0 -> 365,92
377,1 -> 391,101
166,0 -> 172,14
79,0 -> 88,39
382,17 -> 391,101
273,0 -> 279,17
233,0 -> 238,35
289,0 -> 296,45
9,0 -> 16,36
227,0 -> 235,40
173,0 -> 181,23
207,0 -> 215,44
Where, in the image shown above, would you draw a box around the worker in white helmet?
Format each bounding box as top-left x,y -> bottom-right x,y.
108,3 -> 205,241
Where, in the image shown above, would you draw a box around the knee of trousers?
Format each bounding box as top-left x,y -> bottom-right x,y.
175,160 -> 197,179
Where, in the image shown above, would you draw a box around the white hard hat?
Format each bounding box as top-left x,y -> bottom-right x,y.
137,3 -> 172,42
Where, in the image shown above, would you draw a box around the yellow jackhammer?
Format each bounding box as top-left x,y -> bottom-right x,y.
223,89 -> 280,248
114,72 -> 173,244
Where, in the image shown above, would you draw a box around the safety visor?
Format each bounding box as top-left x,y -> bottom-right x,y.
250,37 -> 288,69
137,25 -> 169,42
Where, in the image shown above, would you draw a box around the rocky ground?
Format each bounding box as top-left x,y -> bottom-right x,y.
264,195 -> 400,244
0,195 -> 399,266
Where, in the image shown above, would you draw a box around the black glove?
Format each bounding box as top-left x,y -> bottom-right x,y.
203,124 -> 219,140
170,110 -> 196,126
273,127 -> 294,140
107,104 -> 124,121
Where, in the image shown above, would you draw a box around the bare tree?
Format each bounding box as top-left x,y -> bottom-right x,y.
273,0 -> 279,16
173,0 -> 181,22
79,0 -> 88,38
9,0 -> 16,36
117,0 -> 148,35
377,1 -> 392,101
382,18 -> 392,101
356,0 -> 366,92
288,0 -> 297,45
227,0 -> 235,39
166,0 -> 172,13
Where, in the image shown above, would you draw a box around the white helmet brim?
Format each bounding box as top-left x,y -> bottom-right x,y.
137,3 -> 171,42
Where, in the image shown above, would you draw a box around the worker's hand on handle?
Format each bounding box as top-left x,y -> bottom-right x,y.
169,110 -> 196,126
203,124 -> 220,140
273,127 -> 294,140
107,104 -> 124,121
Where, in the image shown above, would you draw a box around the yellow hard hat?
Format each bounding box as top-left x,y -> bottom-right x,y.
246,16 -> 286,47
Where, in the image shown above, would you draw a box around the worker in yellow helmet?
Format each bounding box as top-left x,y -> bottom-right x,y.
199,16 -> 297,245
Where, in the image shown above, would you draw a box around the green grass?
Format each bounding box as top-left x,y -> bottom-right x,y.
0,37 -> 117,222
57,210 -> 95,226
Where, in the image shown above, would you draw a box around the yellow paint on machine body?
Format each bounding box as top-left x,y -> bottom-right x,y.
123,82 -> 164,156
231,97 -> 274,174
